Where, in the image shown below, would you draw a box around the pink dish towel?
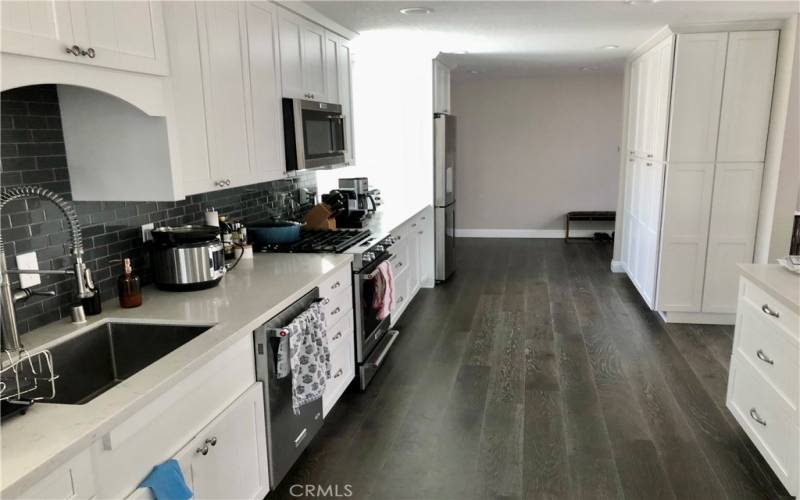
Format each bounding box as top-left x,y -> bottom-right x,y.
372,260 -> 395,321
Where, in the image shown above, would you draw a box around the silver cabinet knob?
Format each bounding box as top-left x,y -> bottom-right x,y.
65,45 -> 82,56
331,306 -> 341,315
196,445 -> 209,455
205,436 -> 217,446
225,179 -> 231,186
332,331 -> 342,340
84,47 -> 96,58
333,368 -> 343,378
331,281 -> 341,289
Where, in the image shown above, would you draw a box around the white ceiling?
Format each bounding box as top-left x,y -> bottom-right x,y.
307,1 -> 799,78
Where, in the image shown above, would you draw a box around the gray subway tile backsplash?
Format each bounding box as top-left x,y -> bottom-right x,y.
1,84 -> 315,334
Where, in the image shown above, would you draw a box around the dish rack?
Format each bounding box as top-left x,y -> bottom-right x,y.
0,348 -> 58,411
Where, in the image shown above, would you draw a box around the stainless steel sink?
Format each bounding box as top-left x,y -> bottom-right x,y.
41,322 -> 211,405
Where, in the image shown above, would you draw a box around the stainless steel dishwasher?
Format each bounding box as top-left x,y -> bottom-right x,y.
254,287 -> 324,488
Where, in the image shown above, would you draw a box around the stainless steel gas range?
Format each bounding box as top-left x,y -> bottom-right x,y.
257,228 -> 399,389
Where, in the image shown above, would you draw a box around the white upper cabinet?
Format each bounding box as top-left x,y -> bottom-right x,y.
1,0 -> 168,75
629,36 -> 673,161
716,30 -> 780,162
324,30 -> 355,163
67,1 -> 168,75
277,8 -> 328,101
667,33 -> 728,163
1,1 -> 75,63
246,1 -> 285,181
168,0 -> 284,196
197,2 -> 255,190
433,59 -> 451,114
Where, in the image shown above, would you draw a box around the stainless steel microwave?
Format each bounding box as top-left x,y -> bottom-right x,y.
282,98 -> 346,172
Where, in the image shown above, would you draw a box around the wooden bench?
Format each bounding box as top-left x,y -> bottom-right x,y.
565,211 -> 616,242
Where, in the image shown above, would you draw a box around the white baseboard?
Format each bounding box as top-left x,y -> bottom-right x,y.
455,229 -> 612,239
610,260 -> 626,273
658,310 -> 736,325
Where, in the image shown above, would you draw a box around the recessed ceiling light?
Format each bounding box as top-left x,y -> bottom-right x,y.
469,70 -> 480,75
601,45 -> 619,50
580,66 -> 597,71
400,7 -> 433,15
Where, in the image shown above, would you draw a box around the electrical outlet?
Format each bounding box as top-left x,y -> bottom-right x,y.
15,252 -> 40,289
141,223 -> 155,243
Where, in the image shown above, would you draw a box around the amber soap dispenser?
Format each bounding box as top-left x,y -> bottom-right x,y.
118,258 -> 142,308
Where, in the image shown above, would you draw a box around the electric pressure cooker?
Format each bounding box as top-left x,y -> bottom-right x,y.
151,226 -> 225,291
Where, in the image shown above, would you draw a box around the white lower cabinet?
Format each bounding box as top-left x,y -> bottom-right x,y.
323,326 -> 355,417
727,276 -> 799,496
16,449 -> 94,500
174,383 -> 269,500
388,206 -> 435,327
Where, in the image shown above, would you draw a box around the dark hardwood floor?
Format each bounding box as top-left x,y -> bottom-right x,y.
268,239 -> 791,500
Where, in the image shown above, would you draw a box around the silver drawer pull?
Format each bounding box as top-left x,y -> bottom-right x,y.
294,428 -> 307,447
331,281 -> 341,290
756,349 -> 774,365
196,445 -> 209,455
397,296 -> 404,304
333,368 -> 343,378
205,436 -> 217,446
331,306 -> 341,315
332,331 -> 342,340
761,304 -> 780,318
322,298 -> 330,305
749,408 -> 767,427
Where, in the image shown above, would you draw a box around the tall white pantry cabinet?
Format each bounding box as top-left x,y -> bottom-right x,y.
621,29 -> 779,323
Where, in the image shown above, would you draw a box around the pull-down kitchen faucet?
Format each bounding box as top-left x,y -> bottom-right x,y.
0,186 -> 91,353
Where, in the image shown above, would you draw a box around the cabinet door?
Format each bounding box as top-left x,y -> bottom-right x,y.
702,162 -> 764,313
301,21 -> 327,100
1,0 -> 75,62
175,383 -> 269,500
625,59 -> 641,159
667,33 -> 728,163
163,1 -> 212,197
656,163 -> 715,311
324,32 -> 340,104
717,31 -> 779,162
68,1 -> 168,75
198,2 -> 256,190
337,37 -> 355,164
245,1 -> 285,182
647,36 -> 674,162
277,9 -> 304,99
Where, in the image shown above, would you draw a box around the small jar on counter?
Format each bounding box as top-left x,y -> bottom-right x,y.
117,258 -> 142,308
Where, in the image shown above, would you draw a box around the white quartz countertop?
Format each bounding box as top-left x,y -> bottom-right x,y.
362,203 -> 431,237
739,264 -> 800,315
1,252 -> 352,497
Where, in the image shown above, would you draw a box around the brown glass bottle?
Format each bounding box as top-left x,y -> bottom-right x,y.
118,258 -> 142,308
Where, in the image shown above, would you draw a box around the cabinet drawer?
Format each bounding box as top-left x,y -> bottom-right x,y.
321,285 -> 352,329
727,356 -> 798,494
390,268 -> 411,325
17,449 -> 94,500
736,297 -> 799,409
327,308 -> 354,351
319,265 -> 351,298
741,277 -> 800,341
389,244 -> 410,276
323,332 -> 355,417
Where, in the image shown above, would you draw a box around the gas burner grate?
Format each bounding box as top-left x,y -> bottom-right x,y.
257,228 -> 371,253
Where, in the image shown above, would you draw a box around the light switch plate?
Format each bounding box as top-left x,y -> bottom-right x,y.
141,223 -> 154,243
15,252 -> 40,289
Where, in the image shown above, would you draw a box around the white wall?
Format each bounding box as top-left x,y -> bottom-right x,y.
451,74 -> 624,235
316,33 -> 435,213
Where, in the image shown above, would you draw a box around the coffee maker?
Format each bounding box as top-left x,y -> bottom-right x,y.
323,178 -> 378,228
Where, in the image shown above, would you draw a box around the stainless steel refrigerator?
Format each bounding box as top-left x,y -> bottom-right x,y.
434,113 -> 456,282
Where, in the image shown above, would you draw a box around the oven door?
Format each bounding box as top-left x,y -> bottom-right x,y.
299,101 -> 345,169
354,254 -> 392,363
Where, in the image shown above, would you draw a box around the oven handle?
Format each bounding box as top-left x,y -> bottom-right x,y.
366,330 -> 399,368
359,253 -> 393,280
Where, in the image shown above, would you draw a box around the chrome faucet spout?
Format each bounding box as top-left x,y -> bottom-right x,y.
0,186 -> 88,352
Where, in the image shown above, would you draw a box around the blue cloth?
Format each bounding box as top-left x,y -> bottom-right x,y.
139,459 -> 193,500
